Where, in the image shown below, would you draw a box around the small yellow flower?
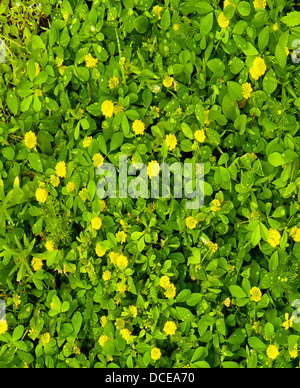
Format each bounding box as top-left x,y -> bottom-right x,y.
63,10 -> 70,22
290,226 -> 300,242
132,119 -> 145,136
163,321 -> 177,336
194,129 -> 206,143
159,275 -> 170,289
99,334 -> 109,347
266,344 -> 279,360
24,131 -> 37,149
147,161 -> 160,179
50,175 -> 60,188
242,82 -> 253,100
163,75 -> 174,88
249,57 -> 267,80
129,305 -> 138,318
165,133 -> 177,151
84,53 -> 98,68
120,328 -> 131,342
206,241 -> 218,253
186,216 -> 197,230
284,46 -> 289,56
150,106 -> 160,118
282,313 -> 294,330
95,243 -> 106,257
35,62 -> 41,78
66,182 -> 75,192
116,254 -> 128,269
115,231 -> 127,244
210,199 -> 221,212
273,23 -> 279,31
218,12 -> 230,29
164,283 -> 176,299
31,257 -> 43,271
222,297 -> 231,307
151,347 -> 161,361
102,270 -> 111,281
117,282 -> 127,294
91,216 -> 102,230
83,136 -> 92,148
250,286 -> 262,303
108,76 -> 119,89
0,319 -> 8,335
45,240 -> 55,252
93,153 -> 104,167
101,100 -> 114,118
35,187 -> 48,203
78,188 -> 88,202
268,228 -> 281,247
100,316 -> 107,327
113,103 -> 124,115
55,161 -> 67,178
253,0 -> 267,10
40,333 -> 50,346
152,5 -> 162,19
289,343 -> 298,359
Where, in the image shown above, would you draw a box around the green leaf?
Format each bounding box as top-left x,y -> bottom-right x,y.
2,147 -> 15,161
110,132 -> 124,151
281,11 -> 300,27
161,9 -> 170,31
248,337 -> 267,351
12,325 -> 24,342
227,81 -> 243,101
31,35 -> 46,50
268,152 -> 286,167
229,285 -> 247,298
28,153 -> 43,173
72,312 -> 83,334
6,91 -> 19,115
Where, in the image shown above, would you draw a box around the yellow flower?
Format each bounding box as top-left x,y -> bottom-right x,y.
268,228 -> 281,247
164,283 -> 176,299
100,316 -> 107,327
109,252 -> 119,265
108,76 -> 119,89
24,131 -> 37,149
159,275 -> 171,289
0,319 -> 8,335
50,175 -> 60,188
63,10 -> 70,22
115,318 -> 125,329
165,133 -> 177,151
102,270 -> 111,281
163,321 -> 177,336
115,231 -> 127,244
266,344 -> 279,360
194,129 -> 206,143
113,103 -> 124,115
78,188 -> 88,202
132,119 -> 145,136
282,313 -> 294,330
91,216 -> 102,230
150,106 -> 160,118
210,199 -> 221,212
273,23 -> 279,31
117,282 -> 127,294
253,0 -> 267,9
163,75 -> 174,88
289,343 -> 298,359
55,161 -> 67,178
206,241 -> 218,253
218,12 -> 230,28
99,334 -> 109,347
40,333 -> 50,346
151,347 -> 161,361
152,5 -> 162,19
147,161 -> 160,179
129,305 -> 138,318
101,100 -> 114,118
290,226 -> 300,242
93,153 -> 104,167
35,62 -> 41,78
222,297 -> 231,307
35,187 -> 48,203
83,136 -> 92,148
249,57 -> 267,80
284,47 -> 289,56
84,53 -> 98,68
45,240 -> 55,251
31,257 -> 43,271
116,254 -> 128,269
242,82 -> 253,100
120,328 -> 131,342
186,216 -> 197,230
95,243 -> 106,257
250,286 -> 262,302
66,182 -> 75,192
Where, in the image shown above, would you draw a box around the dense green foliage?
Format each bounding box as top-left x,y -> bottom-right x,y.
0,0 -> 300,368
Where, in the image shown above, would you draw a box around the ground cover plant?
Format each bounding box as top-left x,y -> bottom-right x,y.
0,0 -> 300,369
